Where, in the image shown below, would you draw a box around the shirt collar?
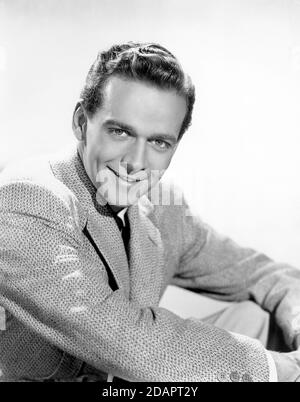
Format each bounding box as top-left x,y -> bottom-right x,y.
116,208 -> 128,226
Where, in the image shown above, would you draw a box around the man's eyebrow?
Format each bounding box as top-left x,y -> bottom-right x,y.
104,119 -> 178,143
104,119 -> 136,134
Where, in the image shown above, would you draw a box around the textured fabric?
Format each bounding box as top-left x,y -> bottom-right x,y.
0,307 -> 5,330
161,292 -> 276,381
0,147 -> 299,381
201,300 -> 275,381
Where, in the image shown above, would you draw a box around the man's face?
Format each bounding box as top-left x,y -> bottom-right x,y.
78,76 -> 187,210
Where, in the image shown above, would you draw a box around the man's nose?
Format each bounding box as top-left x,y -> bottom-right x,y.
122,139 -> 147,175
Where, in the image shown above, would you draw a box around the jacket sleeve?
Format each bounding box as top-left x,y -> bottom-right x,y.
171,199 -> 300,349
0,179 -> 271,381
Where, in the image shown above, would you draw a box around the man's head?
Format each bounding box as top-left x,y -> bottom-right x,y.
73,42 -> 195,210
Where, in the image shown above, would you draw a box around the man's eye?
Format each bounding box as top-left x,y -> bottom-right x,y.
151,139 -> 171,150
110,128 -> 129,138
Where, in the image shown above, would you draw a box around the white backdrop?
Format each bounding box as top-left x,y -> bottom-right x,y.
0,0 -> 299,267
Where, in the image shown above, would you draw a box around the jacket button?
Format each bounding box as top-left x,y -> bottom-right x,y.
241,373 -> 253,382
230,371 -> 240,382
217,372 -> 228,382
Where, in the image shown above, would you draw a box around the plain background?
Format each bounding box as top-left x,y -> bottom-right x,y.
0,0 -> 299,272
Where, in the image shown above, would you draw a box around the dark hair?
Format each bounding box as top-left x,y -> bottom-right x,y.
80,42 -> 195,140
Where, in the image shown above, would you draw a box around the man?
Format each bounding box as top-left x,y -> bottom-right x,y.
0,42 -> 300,382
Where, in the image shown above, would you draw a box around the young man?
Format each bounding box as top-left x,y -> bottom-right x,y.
0,42 -> 300,382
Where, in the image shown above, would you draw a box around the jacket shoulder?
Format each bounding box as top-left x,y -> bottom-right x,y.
0,156 -> 84,227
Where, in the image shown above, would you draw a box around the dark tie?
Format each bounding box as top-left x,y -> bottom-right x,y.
115,212 -> 130,259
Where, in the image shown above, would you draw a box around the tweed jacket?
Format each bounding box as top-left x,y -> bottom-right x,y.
0,148 -> 300,382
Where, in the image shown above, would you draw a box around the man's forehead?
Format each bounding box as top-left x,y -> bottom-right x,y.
102,75 -> 185,106
100,75 -> 186,130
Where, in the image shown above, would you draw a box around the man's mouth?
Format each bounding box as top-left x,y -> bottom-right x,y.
107,166 -> 142,183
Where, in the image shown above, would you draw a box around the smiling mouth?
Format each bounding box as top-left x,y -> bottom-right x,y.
107,166 -> 142,183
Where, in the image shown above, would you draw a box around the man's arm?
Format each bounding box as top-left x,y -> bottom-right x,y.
170,198 -> 300,351
0,179 -> 271,381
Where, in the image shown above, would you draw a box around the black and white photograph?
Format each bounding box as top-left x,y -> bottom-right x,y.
0,0 -> 300,385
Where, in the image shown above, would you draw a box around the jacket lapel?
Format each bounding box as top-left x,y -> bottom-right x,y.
49,148 -> 130,297
86,207 -> 130,296
127,196 -> 164,306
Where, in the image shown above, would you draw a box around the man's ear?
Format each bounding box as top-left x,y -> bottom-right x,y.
72,101 -> 87,141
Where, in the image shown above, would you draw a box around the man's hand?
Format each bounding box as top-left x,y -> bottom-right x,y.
270,351 -> 300,382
